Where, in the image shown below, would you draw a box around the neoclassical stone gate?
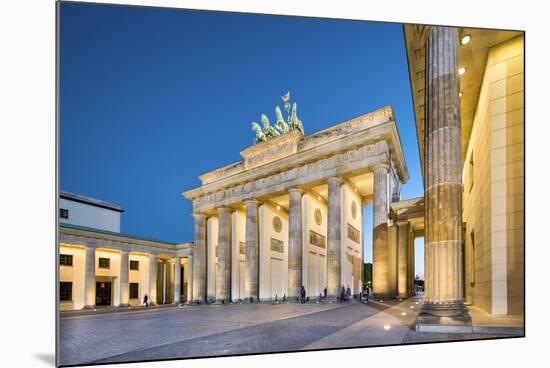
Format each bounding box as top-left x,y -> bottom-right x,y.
182,106 -> 417,303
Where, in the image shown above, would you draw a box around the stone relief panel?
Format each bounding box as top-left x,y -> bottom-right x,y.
239,241 -> 246,255
270,238 -> 284,253
347,223 -> 361,244
314,208 -> 322,226
273,216 -> 282,233
309,230 -> 326,249
351,200 -> 357,220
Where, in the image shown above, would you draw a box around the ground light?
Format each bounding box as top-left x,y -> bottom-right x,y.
383,325 -> 391,330
401,312 -> 407,316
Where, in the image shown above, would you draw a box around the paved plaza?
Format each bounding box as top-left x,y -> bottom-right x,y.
59,295 -> 522,366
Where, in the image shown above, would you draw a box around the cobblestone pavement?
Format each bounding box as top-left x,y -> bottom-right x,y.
59,298 -> 522,366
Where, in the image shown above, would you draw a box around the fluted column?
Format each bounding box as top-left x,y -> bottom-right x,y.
83,246 -> 96,309
387,223 -> 398,298
327,177 -> 342,299
119,250 -> 129,307
216,207 -> 232,302
422,26 -> 466,317
173,256 -> 181,304
149,254 -> 157,305
244,199 -> 260,301
397,221 -> 409,297
192,213 -> 207,303
187,255 -> 194,303
288,188 -> 303,299
372,163 -> 390,297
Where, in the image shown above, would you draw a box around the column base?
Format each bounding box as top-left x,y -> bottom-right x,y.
117,303 -> 130,308
213,299 -> 230,305
81,305 -> 95,310
416,303 -> 472,333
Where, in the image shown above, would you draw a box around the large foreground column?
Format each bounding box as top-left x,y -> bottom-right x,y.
387,223 -> 398,298
244,199 -> 259,301
119,250 -> 129,307
372,163 -> 390,298
288,188 -> 303,299
173,256 -> 181,304
192,213 -> 207,303
148,254 -> 157,305
397,221 -> 409,297
327,177 -> 342,300
417,26 -> 470,330
216,207 -> 232,303
83,246 -> 96,309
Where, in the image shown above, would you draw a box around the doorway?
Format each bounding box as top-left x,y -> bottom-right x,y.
95,281 -> 112,306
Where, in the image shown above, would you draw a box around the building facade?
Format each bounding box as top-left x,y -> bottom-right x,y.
182,106 -> 420,303
58,193 -> 193,310
404,25 -> 524,328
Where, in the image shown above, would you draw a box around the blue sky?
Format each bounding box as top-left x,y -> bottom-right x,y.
59,3 -> 425,277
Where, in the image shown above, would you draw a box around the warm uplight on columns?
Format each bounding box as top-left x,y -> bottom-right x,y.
460,34 -> 471,45
276,205 -> 281,211
458,67 -> 466,76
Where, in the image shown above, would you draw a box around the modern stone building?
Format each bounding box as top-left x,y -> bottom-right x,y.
403,25 -> 524,328
58,191 -> 193,310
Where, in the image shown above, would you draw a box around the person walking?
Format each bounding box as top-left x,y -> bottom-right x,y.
346,286 -> 352,303
340,285 -> 346,303
143,294 -> 149,307
300,285 -> 306,304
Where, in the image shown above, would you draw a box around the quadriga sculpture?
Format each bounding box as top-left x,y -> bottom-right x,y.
251,91 -> 304,144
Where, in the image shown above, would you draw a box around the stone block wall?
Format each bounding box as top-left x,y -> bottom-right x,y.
463,35 -> 524,315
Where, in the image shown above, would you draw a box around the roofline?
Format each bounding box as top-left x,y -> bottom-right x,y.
59,223 -> 181,246
60,191 -> 124,212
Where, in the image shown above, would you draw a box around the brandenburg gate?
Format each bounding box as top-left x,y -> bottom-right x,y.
183,103 -> 414,303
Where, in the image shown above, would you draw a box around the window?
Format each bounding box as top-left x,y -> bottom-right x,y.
130,260 -> 139,270
60,208 -> 69,219
129,283 -> 139,299
98,257 -> 110,269
60,254 -> 73,266
60,282 -> 72,301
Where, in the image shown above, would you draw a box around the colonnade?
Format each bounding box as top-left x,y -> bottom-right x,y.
190,175 -> 371,303
81,246 -> 189,309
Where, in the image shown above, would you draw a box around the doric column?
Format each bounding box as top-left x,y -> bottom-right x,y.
83,246 -> 96,309
397,221 -> 409,297
327,177 -> 342,299
372,163 -> 390,298
421,26 -> 468,319
187,255 -> 194,303
173,256 -> 181,304
244,199 -> 260,301
149,254 -> 157,305
387,222 -> 398,298
288,188 -> 303,299
119,250 -> 129,307
216,207 -> 232,303
192,213 -> 207,303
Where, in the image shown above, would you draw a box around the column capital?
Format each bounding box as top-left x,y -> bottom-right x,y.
396,219 -> 409,226
288,187 -> 304,195
243,198 -> 260,206
372,162 -> 390,172
192,212 -> 208,220
327,176 -> 343,185
216,206 -> 232,214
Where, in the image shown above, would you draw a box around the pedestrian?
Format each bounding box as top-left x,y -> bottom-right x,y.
143,294 -> 149,307
340,285 -> 346,303
300,285 -> 306,304
346,286 -> 351,303
323,287 -> 327,300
